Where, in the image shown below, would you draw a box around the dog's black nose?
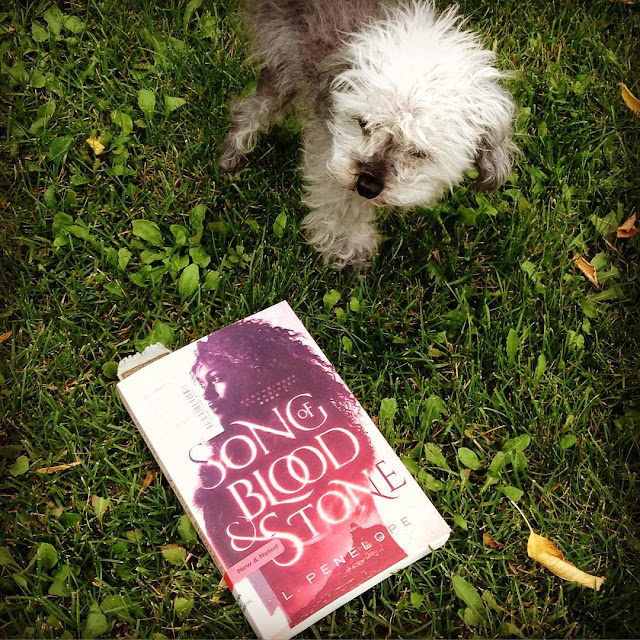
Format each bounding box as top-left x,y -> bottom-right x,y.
356,172 -> 383,199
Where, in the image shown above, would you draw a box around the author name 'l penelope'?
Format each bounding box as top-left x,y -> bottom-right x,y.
278,515 -> 413,603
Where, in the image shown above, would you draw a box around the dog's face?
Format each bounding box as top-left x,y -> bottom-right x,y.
323,2 -> 516,208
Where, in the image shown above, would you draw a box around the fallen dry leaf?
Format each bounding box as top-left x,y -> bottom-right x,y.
141,470 -> 156,490
483,532 -> 505,550
50,506 -> 64,518
36,461 -> 81,474
91,494 -> 111,518
617,213 -> 638,239
619,82 -> 640,116
511,501 -> 606,591
573,253 -> 598,287
0,330 -> 12,344
527,532 -> 606,591
86,137 -> 105,155
428,344 -> 446,358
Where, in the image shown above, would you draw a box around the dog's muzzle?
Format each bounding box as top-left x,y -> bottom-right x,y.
356,172 -> 384,199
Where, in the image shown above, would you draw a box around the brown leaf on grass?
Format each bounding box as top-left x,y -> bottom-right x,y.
573,253 -> 598,287
0,330 -> 12,344
36,461 -> 81,474
86,137 -> 105,155
511,501 -> 606,591
619,82 -> 640,116
141,470 -> 156,491
91,494 -> 111,519
483,532 -> 505,550
617,213 -> 638,238
161,544 -> 187,566
527,532 -> 606,590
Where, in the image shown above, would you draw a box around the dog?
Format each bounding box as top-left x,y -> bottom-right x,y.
219,0 -> 516,269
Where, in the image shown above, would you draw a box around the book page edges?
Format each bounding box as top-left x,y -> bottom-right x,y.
117,343 -> 171,380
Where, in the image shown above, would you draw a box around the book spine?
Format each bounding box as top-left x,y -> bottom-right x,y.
116,386 -> 226,578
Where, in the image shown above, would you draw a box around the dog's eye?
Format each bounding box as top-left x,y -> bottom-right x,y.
356,118 -> 368,131
410,149 -> 429,159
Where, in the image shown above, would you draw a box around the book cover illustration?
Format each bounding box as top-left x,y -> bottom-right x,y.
117,301 -> 450,638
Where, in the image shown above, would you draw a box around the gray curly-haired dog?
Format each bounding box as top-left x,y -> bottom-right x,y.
220,0 -> 516,269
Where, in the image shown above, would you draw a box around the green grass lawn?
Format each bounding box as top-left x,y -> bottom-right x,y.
1,0 -> 639,637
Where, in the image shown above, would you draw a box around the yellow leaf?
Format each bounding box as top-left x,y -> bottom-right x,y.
617,212 -> 638,239
619,82 -> 640,116
573,253 -> 598,287
36,461 -> 81,474
86,137 -> 105,155
510,501 -> 606,591
527,531 -> 606,591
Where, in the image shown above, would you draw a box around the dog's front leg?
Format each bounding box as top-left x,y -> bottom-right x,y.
219,68 -> 292,175
301,183 -> 379,270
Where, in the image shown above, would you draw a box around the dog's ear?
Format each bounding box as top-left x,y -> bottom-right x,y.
474,94 -> 517,192
474,132 -> 513,192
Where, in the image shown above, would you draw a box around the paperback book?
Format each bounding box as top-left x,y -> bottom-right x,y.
117,301 -> 450,639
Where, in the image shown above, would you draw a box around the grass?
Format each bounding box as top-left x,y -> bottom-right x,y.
0,0 -> 639,637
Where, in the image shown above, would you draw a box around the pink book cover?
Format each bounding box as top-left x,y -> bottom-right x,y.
117,301 -> 450,639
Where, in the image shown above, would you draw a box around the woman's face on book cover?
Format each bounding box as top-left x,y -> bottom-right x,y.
193,362 -> 228,416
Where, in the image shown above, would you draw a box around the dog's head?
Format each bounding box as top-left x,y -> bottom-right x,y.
322,1 -> 516,209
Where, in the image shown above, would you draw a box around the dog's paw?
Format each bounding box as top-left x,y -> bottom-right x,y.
219,149 -> 248,176
328,246 -> 374,271
315,235 -> 378,271
302,212 -> 379,271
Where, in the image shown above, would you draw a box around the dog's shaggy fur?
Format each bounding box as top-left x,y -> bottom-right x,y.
220,0 -> 516,269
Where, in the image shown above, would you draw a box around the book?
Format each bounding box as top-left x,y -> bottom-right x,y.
116,301 -> 450,639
